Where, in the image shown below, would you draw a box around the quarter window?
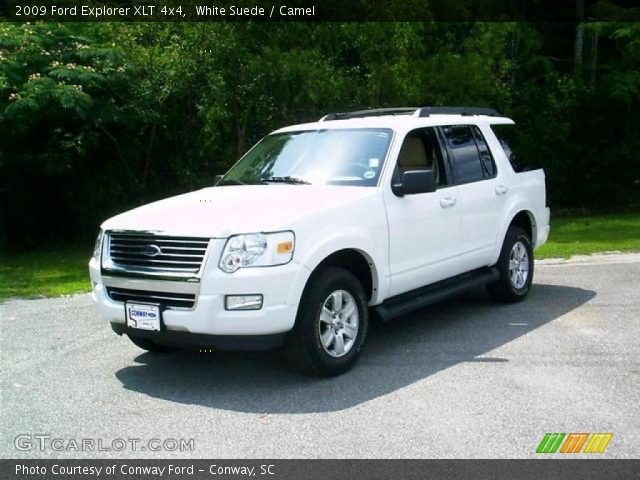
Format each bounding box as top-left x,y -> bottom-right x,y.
490,123 -> 528,172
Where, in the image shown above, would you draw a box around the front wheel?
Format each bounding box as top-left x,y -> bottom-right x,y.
285,267 -> 369,376
487,226 -> 534,303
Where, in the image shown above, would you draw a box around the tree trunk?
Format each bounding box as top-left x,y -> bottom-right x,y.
590,28 -> 599,88
98,124 -> 140,186
574,0 -> 585,77
142,122 -> 157,189
236,123 -> 246,159
510,29 -> 519,87
233,98 -> 253,158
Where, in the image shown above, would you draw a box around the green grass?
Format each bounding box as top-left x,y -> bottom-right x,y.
0,248 -> 92,301
536,211 -> 640,259
0,212 -> 638,301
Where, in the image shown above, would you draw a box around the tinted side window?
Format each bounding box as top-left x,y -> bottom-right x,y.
490,124 -> 526,172
442,125 -> 485,183
471,125 -> 497,178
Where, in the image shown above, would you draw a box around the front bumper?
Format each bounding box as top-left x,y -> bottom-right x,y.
89,255 -> 311,348
109,322 -> 285,350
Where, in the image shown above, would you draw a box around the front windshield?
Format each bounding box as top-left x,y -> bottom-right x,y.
219,128 -> 393,187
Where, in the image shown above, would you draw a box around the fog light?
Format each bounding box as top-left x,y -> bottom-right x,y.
225,295 -> 263,311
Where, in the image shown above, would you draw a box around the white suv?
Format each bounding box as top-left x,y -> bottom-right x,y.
89,107 -> 550,375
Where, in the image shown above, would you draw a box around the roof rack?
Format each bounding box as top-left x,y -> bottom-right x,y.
319,106 -> 501,121
417,107 -> 501,117
320,108 -> 419,121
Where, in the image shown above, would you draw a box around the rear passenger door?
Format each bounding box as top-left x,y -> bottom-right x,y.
440,124 -> 506,268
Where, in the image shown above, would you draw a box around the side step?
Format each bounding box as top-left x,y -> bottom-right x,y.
374,267 -> 499,322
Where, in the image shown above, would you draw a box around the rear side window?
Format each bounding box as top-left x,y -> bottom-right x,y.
490,124 -> 527,172
471,126 -> 496,178
441,125 -> 496,184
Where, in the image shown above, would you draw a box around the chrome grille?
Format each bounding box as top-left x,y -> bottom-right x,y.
106,287 -> 196,309
105,233 -> 210,278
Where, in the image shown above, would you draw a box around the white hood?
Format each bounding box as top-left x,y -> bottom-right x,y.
101,185 -> 378,238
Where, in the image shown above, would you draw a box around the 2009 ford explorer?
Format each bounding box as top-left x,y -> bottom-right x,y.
89,106 -> 550,375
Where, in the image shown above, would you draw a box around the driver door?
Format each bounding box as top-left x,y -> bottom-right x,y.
383,127 -> 463,297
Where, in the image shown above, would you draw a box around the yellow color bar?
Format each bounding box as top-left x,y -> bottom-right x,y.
584,433 -> 613,453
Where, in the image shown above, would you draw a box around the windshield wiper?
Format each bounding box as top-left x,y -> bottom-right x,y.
261,176 -> 311,185
218,179 -> 247,186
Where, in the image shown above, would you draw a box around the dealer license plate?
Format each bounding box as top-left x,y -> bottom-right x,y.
125,303 -> 161,331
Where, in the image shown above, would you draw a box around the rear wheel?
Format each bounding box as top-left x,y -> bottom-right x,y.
127,335 -> 175,353
487,226 -> 534,303
285,267 -> 368,376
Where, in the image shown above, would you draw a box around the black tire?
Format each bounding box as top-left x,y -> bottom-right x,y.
127,335 -> 176,353
487,226 -> 534,303
285,267 -> 369,376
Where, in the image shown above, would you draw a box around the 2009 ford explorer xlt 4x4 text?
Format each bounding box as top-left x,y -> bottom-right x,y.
89,106 -> 550,375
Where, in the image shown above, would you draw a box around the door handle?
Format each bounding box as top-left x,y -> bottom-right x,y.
440,197 -> 457,208
495,185 -> 509,195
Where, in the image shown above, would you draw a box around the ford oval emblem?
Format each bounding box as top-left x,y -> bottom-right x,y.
140,244 -> 162,257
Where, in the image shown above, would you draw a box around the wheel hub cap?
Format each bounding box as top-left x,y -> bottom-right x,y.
509,241 -> 529,289
318,289 -> 359,358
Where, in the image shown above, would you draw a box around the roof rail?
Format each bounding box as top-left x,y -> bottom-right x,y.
320,107 -> 419,121
319,106 -> 501,121
417,107 -> 501,117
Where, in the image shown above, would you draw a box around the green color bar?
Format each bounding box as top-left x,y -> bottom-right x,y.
537,433 -> 552,453
547,433 -> 566,453
542,434 -> 558,453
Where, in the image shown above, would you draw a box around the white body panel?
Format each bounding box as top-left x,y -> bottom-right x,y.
90,113 -> 550,339
383,184 -> 463,297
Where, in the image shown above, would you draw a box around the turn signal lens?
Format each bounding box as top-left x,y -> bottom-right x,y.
277,241 -> 294,254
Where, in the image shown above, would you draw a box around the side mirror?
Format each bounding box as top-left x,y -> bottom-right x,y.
214,174 -> 224,185
392,170 -> 436,196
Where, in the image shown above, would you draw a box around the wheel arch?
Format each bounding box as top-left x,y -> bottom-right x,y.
510,210 -> 536,243
492,209 -> 537,265
304,248 -> 379,305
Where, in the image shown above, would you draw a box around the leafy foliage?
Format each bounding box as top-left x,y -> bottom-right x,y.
1,19 -> 639,248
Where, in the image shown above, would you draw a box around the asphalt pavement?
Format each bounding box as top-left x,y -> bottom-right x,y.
1,254 -> 639,458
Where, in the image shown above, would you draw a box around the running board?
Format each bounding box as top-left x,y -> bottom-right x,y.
374,267 -> 499,322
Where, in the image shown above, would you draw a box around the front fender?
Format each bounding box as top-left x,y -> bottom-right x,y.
292,230 -> 388,305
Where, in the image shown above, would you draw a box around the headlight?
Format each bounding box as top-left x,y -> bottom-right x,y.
92,230 -> 104,261
219,231 -> 295,273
